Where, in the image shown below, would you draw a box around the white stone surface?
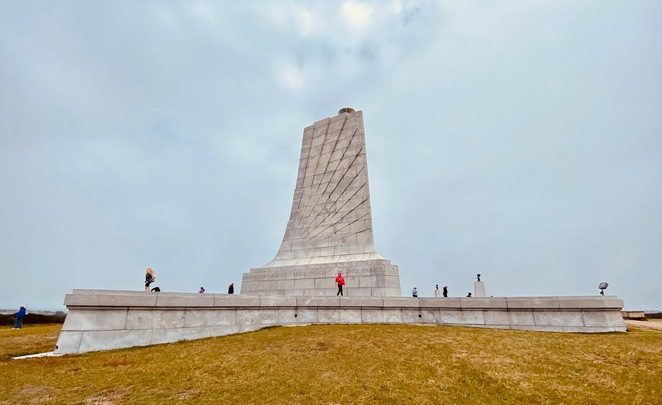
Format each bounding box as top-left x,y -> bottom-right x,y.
241,109 -> 401,297
78,330 -> 152,352
296,296 -> 340,307
65,292 -> 157,306
507,310 -> 537,326
184,309 -> 236,327
153,310 -> 186,329
242,260 -> 401,297
276,308 -> 298,324
62,309 -> 128,331
13,351 -> 63,360
506,297 -> 560,309
214,295 -> 261,306
236,309 -> 278,326
151,327 -> 211,345
156,294 -> 215,307
54,331 -> 82,353
209,325 -> 251,337
361,309 -> 384,323
582,310 -> 626,327
340,297 -> 383,307
54,290 -> 627,354
383,297 -> 418,307
460,297 -> 507,309
441,310 -> 485,325
557,297 -> 624,309
382,309 -> 404,323
419,309 -> 442,323
126,310 -> 155,330
533,311 -> 584,327
474,281 -> 486,297
483,310 -> 512,326
295,308 -> 318,323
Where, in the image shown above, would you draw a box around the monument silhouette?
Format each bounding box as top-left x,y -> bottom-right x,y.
241,108 -> 401,296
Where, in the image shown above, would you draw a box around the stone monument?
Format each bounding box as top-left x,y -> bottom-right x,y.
474,273 -> 486,297
241,108 -> 401,296
53,108 -> 627,354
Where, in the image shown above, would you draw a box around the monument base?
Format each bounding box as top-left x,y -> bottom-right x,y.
55,290 -> 626,354
240,259 -> 401,297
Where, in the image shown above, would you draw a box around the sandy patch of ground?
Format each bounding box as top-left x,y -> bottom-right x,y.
625,319 -> 662,331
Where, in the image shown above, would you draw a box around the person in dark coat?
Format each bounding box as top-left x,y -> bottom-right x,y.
145,267 -> 156,292
13,306 -> 27,329
228,283 -> 235,294
442,286 -> 448,298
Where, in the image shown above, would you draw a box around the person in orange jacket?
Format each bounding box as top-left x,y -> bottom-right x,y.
335,272 -> 345,296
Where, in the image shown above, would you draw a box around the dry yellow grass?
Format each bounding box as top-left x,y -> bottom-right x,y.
0,323 -> 660,404
0,325 -> 60,361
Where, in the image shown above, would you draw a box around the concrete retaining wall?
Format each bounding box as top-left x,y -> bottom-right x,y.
55,290 -> 626,354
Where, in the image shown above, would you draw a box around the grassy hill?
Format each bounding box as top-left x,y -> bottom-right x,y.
0,324 -> 660,404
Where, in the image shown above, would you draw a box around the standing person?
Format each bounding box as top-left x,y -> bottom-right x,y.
13,306 -> 27,329
228,283 -> 234,294
434,284 -> 440,297
144,267 -> 156,292
335,272 -> 345,296
199,286 -> 205,294
442,286 -> 448,298
412,287 -> 418,297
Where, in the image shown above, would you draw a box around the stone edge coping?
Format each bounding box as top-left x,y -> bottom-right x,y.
256,254 -> 390,268
65,290 -> 624,310
248,258 -> 394,272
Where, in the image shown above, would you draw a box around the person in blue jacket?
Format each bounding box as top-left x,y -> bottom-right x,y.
13,306 -> 27,329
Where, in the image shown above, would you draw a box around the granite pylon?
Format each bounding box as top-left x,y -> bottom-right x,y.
241,108 -> 401,296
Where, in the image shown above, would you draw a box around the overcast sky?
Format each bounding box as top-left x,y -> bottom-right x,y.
1,1 -> 660,311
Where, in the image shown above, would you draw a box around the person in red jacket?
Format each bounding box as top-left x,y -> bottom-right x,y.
335,272 -> 345,296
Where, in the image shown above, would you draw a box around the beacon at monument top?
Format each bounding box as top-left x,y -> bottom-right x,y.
241,108 -> 401,297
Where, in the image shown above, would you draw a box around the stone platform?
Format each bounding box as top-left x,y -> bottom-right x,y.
241,259 -> 400,296
55,290 -> 626,354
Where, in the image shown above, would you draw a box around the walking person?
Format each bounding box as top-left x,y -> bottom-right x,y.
335,272 -> 345,296
412,287 -> 418,298
13,306 -> 27,329
228,282 -> 234,294
443,286 -> 448,298
144,267 -> 156,292
434,284 -> 440,298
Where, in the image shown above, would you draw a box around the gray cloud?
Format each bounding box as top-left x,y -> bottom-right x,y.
0,1 -> 660,310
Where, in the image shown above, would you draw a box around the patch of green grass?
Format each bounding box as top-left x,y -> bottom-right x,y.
0,324 -> 660,404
